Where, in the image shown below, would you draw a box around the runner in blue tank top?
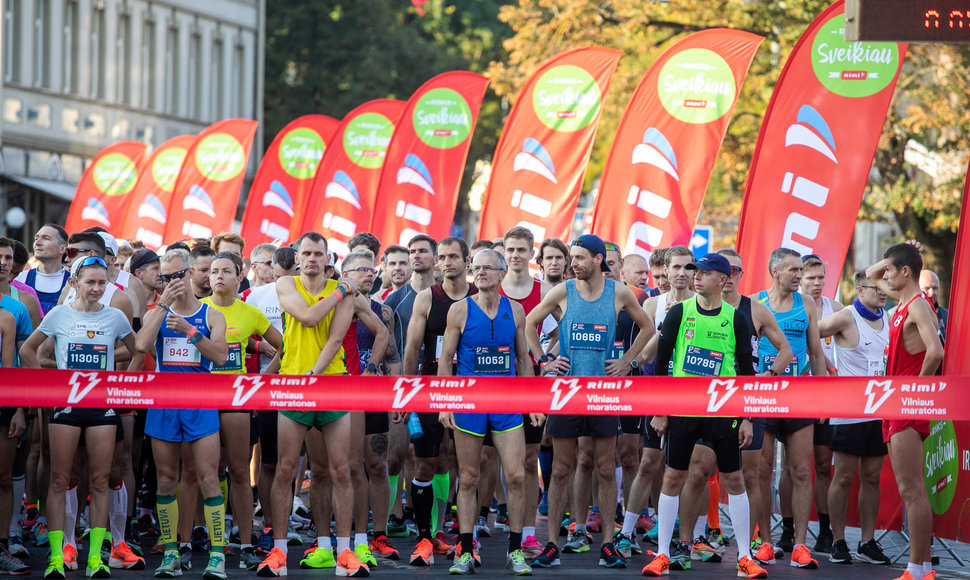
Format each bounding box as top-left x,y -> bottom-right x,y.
749,248 -> 826,570
437,249 -> 540,575
134,248 -> 230,579
525,235 -> 654,570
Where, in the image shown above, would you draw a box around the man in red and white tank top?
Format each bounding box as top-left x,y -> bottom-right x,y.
866,241 -> 943,580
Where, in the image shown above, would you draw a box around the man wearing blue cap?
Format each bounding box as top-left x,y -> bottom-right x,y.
524,234 -> 653,570
642,253 -> 767,579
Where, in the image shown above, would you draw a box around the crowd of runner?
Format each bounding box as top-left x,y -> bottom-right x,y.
0,223 -> 950,580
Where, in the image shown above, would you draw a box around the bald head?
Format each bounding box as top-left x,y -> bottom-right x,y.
919,269 -> 941,301
621,254 -> 649,289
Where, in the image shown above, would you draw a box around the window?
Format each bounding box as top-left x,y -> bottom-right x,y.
211,37 -> 224,119
164,24 -> 179,114
35,0 -> 51,88
92,5 -> 106,99
232,42 -> 244,117
4,0 -> 20,83
117,12 -> 131,104
141,17 -> 155,109
63,1 -> 79,93
187,31 -> 200,118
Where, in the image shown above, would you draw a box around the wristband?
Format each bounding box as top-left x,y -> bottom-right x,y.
335,285 -> 349,301
158,303 -> 171,312
186,326 -> 201,344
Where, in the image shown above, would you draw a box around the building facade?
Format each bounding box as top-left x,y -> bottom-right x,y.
0,0 -> 264,241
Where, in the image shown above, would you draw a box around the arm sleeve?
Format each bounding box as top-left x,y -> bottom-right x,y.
734,310 -> 755,376
653,303 -> 683,376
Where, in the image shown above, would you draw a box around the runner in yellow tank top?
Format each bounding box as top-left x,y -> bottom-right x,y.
257,233 -> 369,578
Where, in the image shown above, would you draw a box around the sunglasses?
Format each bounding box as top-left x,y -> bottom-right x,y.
604,242 -> 619,252
801,254 -> 822,263
731,266 -> 743,276
66,246 -> 98,260
74,256 -> 107,271
160,268 -> 189,282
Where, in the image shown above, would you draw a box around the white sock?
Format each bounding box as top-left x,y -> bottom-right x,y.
906,562 -> 923,579
274,539 -> 288,554
9,475 -> 24,536
728,493 -> 751,559
354,533 -> 368,548
657,493 -> 679,557
923,562 -> 932,576
521,526 -> 535,540
336,537 -> 350,554
692,515 -> 707,540
621,511 -> 639,537
110,483 -> 128,546
317,535 -> 331,550
64,487 -> 78,548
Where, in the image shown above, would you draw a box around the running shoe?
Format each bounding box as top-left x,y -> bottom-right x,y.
449,552 -> 474,575
154,550 -> 182,578
641,553 -> 669,576
669,541 -> 692,570
691,535 -> 723,562
432,531 -> 454,555
495,512 -> 510,532
300,546 -> 335,569
474,516 -> 491,538
636,514 -> 656,534
707,527 -> 729,552
370,535 -> 399,560
292,496 -> 311,519
256,547 -> 288,577
286,525 -> 303,546
109,542 -> 146,570
125,524 -> 144,556
856,539 -> 891,565
190,527 -> 208,552
614,532 -> 634,559
354,543 -> 377,569
521,535 -> 543,558
239,547 -> 261,571
586,509 -> 602,533
567,521 -> 594,543
34,522 -> 50,547
598,542 -> 625,568
562,530 -> 590,553
63,543 -> 79,571
752,541 -> 777,565
643,521 -> 659,545
45,555 -> 66,580
790,544 -> 818,569
8,535 -> 29,558
386,516 -> 408,538
777,528 -> 794,553
507,548 -> 533,575
335,549 -> 369,577
24,508 -> 39,530
559,518 -> 571,538
0,551 -> 30,576
255,528 -> 274,554
537,491 -> 548,517
202,552 -> 226,579
737,555 -> 768,579
531,542 -> 560,568
409,538 -> 434,566
829,539 -> 851,564
179,545 -> 192,570
893,573 -> 921,580
813,530 -> 833,554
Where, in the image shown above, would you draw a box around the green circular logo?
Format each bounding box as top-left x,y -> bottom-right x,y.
93,153 -> 138,196
278,127 -> 325,179
343,113 -> 395,168
532,65 -> 601,132
195,133 -> 246,182
924,420 -> 959,515
152,147 -> 188,193
811,14 -> 899,98
412,88 -> 473,149
658,49 -> 737,125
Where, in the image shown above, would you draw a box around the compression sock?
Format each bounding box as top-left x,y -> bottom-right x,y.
431,473 -> 450,534
538,446 -> 553,491
64,487 -> 78,548
657,494 -> 679,557
156,495 -> 178,550
109,482 -> 127,546
693,516 -> 707,540
411,480 -> 433,541
727,493 -> 751,559
388,474 -> 399,514
49,529 -> 63,561
87,527 -> 106,567
707,476 -> 720,530
203,496 -> 225,551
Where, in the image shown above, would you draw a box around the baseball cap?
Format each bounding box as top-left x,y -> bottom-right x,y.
686,253 -> 732,276
129,248 -> 160,273
97,231 -> 119,256
571,234 -> 611,272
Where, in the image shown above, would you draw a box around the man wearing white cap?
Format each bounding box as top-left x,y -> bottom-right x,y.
92,230 -> 147,326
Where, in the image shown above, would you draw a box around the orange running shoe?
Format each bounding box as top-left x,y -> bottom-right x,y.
109,542 -> 147,570
62,544 -> 79,571
335,549 -> 369,577
408,538 -> 434,566
256,547 -> 288,577
369,535 -> 399,560
738,555 -> 768,578
431,532 -> 453,555
790,544 -> 818,569
753,542 -> 776,565
642,553 -> 670,576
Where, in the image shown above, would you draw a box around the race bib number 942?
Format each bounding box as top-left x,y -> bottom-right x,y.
163,336 -> 202,367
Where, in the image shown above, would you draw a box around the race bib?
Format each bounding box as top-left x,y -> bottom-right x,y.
474,345 -> 511,375
682,345 -> 724,377
435,335 -> 457,364
162,336 -> 202,367
868,359 -> 885,377
762,354 -> 798,376
608,341 -> 625,360
212,342 -> 243,372
67,343 -> 108,370
569,323 -> 609,351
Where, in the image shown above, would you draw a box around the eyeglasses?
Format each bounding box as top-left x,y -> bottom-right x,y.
251,260 -> 272,267
731,266 -> 743,276
160,268 -> 189,282
858,285 -> 885,293
801,254 -> 822,263
66,246 -> 98,260
471,265 -> 502,273
349,266 -> 378,275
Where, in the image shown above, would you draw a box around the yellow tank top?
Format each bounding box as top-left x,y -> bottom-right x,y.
280,277 -> 347,376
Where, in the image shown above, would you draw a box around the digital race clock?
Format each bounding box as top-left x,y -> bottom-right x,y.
846,0 -> 970,43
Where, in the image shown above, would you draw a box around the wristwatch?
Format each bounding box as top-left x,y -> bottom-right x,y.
767,368 -> 778,376
539,353 -> 556,365
629,359 -> 640,369
366,363 -> 379,373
